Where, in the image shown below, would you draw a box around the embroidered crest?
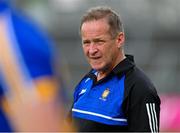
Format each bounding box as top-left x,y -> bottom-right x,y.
99,88 -> 110,101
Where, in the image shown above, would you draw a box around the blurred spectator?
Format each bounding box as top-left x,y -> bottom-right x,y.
0,0 -> 70,131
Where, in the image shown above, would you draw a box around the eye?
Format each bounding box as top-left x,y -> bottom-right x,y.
82,40 -> 91,45
94,39 -> 105,45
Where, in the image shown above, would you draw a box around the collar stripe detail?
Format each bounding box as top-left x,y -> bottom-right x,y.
72,108 -> 127,122
146,103 -> 158,133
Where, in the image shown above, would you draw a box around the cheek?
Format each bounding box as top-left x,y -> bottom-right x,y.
104,53 -> 112,62
103,46 -> 116,60
102,46 -> 112,57
83,48 -> 91,61
82,47 -> 88,55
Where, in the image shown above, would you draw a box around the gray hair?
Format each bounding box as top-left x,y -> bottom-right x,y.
80,6 -> 124,39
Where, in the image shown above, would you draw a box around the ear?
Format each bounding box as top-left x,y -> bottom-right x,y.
116,32 -> 125,48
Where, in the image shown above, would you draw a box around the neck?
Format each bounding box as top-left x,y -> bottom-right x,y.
97,53 -> 126,81
97,69 -> 110,81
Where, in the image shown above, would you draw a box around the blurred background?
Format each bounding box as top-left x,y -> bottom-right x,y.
12,0 -> 180,131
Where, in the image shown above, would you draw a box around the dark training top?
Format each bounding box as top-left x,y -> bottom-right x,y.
71,55 -> 160,132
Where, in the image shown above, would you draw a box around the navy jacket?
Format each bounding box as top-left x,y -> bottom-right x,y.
71,55 -> 160,132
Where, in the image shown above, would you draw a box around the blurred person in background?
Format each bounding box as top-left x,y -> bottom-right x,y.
0,0 -> 71,131
70,6 -> 161,132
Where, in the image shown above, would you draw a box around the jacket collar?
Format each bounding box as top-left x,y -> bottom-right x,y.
112,55 -> 135,76
86,55 -> 135,79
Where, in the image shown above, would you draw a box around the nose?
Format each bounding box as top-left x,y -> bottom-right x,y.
89,43 -> 98,55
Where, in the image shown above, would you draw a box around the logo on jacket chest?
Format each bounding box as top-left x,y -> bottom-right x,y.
99,88 -> 110,101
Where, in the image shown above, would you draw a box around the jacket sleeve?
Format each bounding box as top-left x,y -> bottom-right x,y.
127,81 -> 161,132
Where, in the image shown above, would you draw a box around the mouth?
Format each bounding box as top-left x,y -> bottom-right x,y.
89,56 -> 101,60
90,56 -> 101,60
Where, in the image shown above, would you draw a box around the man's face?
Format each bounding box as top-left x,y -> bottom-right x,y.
81,19 -> 124,72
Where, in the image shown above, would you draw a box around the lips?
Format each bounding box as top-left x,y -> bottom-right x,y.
90,56 -> 101,60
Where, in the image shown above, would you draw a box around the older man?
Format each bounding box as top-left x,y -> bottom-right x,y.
71,6 -> 160,132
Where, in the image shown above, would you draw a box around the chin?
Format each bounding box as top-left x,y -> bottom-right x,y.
91,65 -> 104,71
90,62 -> 105,71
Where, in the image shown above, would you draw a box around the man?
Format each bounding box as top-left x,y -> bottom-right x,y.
71,6 -> 161,132
0,0 -> 69,131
